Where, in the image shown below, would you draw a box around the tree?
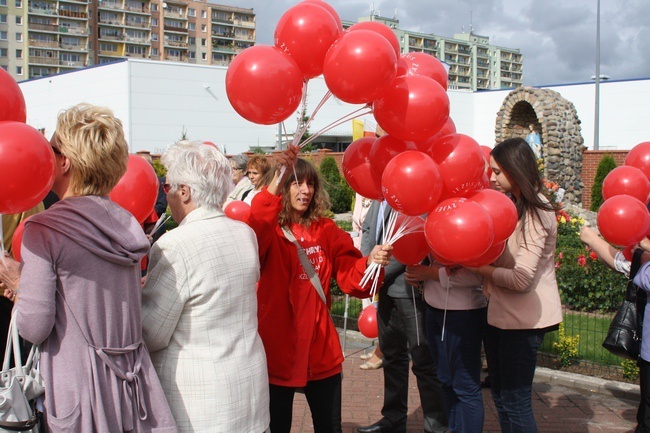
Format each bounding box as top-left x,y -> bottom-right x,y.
319,157 -> 354,214
590,155 -> 617,212
296,100 -> 318,153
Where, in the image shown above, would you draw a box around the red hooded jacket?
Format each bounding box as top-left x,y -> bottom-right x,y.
249,189 -> 376,387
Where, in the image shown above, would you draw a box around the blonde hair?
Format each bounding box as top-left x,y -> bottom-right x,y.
55,103 -> 128,196
278,158 -> 330,227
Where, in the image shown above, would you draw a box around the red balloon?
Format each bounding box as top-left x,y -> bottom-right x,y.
466,189 -> 518,244
357,304 -> 378,339
323,30 -> 397,104
597,195 -> 650,246
11,216 -> 32,263
460,241 -> 506,267
274,3 -> 340,79
625,142 -> 650,181
622,245 -> 634,261
224,200 -> 251,223
369,134 -> 416,179
391,215 -> 428,265
342,137 -> 383,200
381,151 -> 443,216
414,117 -> 457,152
602,166 -> 650,204
396,52 -> 448,90
0,68 -> 26,123
347,21 -> 400,57
109,155 -> 159,224
429,248 -> 457,266
0,122 -> 56,214
301,0 -> 342,31
373,75 -> 450,142
425,197 -> 495,263
226,45 -> 304,125
426,134 -> 486,198
480,145 -> 493,178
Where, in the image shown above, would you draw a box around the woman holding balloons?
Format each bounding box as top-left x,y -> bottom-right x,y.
248,145 -> 392,433
466,137 -> 562,433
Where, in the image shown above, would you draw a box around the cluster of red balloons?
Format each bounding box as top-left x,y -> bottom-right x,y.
0,68 -> 56,216
597,142 -> 650,246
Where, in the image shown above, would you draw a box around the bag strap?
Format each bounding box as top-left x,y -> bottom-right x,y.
631,248 -> 644,279
626,248 -> 645,302
2,314 -> 23,371
282,226 -> 327,305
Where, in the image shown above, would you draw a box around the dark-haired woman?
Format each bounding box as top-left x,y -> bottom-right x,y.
466,137 -> 562,433
248,145 -> 391,433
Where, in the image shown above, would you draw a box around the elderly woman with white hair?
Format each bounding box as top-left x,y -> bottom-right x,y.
141,141 -> 269,432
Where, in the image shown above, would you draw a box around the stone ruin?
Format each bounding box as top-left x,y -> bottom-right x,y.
494,87 -> 587,205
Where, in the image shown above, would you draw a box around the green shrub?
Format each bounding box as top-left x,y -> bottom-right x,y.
555,209 -> 626,312
552,323 -> 580,367
622,359 -> 640,380
152,159 -> 166,178
319,157 -> 354,214
590,155 -> 617,211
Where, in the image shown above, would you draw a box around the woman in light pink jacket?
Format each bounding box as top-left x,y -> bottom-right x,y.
467,137 -> 562,433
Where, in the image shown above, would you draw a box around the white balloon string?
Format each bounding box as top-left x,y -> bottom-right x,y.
0,214 -> 5,267
411,284 -> 420,346
441,272 -> 451,342
299,105 -> 373,149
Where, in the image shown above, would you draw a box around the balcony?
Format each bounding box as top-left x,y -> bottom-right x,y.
164,54 -> 187,62
124,52 -> 147,58
163,10 -> 186,20
28,22 -> 59,32
211,44 -> 234,53
60,43 -> 87,51
124,20 -> 148,28
97,2 -> 123,11
28,39 -> 58,48
98,49 -> 120,56
98,33 -> 123,41
164,24 -> 187,33
99,19 -> 123,26
163,39 -> 187,48
28,6 -> 58,16
124,4 -> 149,14
29,55 -> 58,65
58,9 -> 88,19
232,19 -> 254,28
124,36 -> 150,44
58,60 -> 84,67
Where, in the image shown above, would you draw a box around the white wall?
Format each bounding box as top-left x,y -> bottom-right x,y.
18,59 -> 650,155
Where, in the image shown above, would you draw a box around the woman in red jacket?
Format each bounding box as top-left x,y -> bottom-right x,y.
248,146 -> 391,433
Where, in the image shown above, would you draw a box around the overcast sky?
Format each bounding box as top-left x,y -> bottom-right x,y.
216,0 -> 650,86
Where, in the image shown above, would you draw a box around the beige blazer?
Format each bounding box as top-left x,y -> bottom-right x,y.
486,201 -> 563,330
142,206 -> 269,433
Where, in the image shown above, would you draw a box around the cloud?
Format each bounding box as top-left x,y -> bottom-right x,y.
216,0 -> 650,86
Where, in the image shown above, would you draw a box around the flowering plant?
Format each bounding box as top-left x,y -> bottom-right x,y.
555,210 -> 627,312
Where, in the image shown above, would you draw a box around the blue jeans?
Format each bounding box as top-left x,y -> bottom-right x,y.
485,325 -> 546,433
426,306 -> 487,433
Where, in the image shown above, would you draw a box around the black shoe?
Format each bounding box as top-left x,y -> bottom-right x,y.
358,418 -> 404,433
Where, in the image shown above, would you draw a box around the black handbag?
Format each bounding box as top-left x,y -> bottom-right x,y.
602,248 -> 646,360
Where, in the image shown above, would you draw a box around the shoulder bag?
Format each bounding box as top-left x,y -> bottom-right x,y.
0,315 -> 44,432
602,248 -> 646,360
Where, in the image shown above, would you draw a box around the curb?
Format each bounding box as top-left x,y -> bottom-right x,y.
338,328 -> 640,401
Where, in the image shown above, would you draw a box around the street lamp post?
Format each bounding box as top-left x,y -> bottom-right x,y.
593,0 -> 601,150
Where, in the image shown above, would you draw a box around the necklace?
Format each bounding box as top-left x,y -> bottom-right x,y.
290,223 -> 308,242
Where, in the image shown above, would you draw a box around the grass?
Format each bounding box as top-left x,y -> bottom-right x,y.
541,310 -> 620,366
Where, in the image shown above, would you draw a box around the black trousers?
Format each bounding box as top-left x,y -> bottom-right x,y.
377,294 -> 448,433
269,373 -> 342,433
637,358 -> 650,433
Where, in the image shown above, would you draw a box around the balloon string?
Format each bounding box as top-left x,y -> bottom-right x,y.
299,105 -> 373,149
0,214 -> 6,268
411,284 -> 420,346
441,273 -> 450,342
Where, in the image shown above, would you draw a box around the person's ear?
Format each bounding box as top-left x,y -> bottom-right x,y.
60,154 -> 71,174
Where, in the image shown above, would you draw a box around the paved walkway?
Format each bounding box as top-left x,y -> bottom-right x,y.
290,335 -> 639,432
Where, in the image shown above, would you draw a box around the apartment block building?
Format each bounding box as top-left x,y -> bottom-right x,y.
345,14 -> 523,91
0,0 -> 254,81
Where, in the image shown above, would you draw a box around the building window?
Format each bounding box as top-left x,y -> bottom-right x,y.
188,22 -> 195,31
152,47 -> 158,55
0,48 -> 6,57
201,24 -> 206,32
151,33 -> 158,41
152,18 -> 158,27
201,52 -> 206,60
188,36 -> 195,44
151,3 -> 157,11
201,10 -> 206,18
15,0 -> 21,7
0,31 -> 7,40
15,32 -> 22,42
16,16 -> 22,25
188,8 -> 195,17
0,14 -> 6,23
0,0 -> 6,6
16,49 -> 22,58
16,66 -> 22,75
200,38 -> 205,46
189,51 -> 195,59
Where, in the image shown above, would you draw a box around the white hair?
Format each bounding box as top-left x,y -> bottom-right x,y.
161,140 -> 233,208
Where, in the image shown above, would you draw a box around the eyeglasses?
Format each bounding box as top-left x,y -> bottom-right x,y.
51,145 -> 62,156
231,167 -> 243,172
163,183 -> 172,194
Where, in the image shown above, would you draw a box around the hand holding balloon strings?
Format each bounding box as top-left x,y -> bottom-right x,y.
360,211 -> 424,296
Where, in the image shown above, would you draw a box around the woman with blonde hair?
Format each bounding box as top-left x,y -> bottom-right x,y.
0,103 -> 177,432
248,145 -> 392,433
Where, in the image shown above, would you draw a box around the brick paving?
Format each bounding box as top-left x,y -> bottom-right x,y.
290,341 -> 638,433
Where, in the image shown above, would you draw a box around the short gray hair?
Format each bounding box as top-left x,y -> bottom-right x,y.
230,153 -> 249,171
162,140 -> 233,208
